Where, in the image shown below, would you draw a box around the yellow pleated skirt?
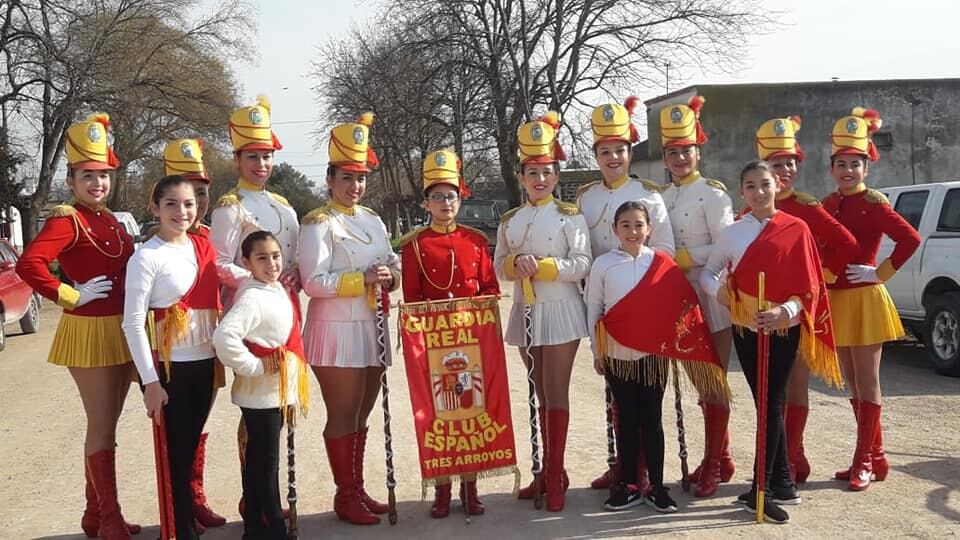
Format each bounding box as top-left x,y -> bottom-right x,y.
48,313 -> 133,367
828,284 -> 905,347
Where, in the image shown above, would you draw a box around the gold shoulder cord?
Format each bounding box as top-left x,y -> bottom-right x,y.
585,201 -> 608,230
334,213 -> 373,245
73,212 -> 126,258
412,236 -> 455,291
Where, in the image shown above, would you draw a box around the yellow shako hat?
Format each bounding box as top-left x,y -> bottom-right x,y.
831,107 -> 882,161
756,115 -> 805,162
163,139 -> 209,182
660,95 -> 708,148
229,95 -> 283,152
328,112 -> 379,173
423,149 -> 470,198
517,111 -> 567,165
65,113 -> 120,170
591,96 -> 640,146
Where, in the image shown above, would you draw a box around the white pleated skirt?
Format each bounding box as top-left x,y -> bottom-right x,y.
504,297 -> 589,347
686,266 -> 731,332
303,319 -> 392,368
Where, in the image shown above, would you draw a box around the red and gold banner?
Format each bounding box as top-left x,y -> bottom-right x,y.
400,296 -> 519,486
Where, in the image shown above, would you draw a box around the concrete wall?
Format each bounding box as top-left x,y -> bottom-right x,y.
642,79 -> 960,210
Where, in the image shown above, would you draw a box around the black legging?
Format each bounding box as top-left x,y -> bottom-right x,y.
605,366 -> 666,487
161,358 -> 214,539
240,407 -> 288,539
733,325 -> 800,491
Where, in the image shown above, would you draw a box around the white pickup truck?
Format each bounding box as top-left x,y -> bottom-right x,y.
878,181 -> 960,376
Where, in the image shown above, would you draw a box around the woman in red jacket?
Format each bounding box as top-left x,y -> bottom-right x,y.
16,114 -> 140,539
822,108 -> 921,491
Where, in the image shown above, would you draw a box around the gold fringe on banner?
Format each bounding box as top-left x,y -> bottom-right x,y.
418,465 -> 520,498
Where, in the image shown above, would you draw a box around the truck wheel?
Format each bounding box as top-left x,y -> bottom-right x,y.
19,295 -> 40,334
923,292 -> 960,377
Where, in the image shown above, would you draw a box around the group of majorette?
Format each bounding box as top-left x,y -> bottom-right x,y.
17,89 -> 920,539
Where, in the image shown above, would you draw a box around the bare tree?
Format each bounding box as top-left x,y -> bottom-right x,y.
3,0 -> 251,243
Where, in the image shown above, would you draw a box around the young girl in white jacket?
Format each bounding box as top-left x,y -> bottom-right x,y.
213,230 -> 308,540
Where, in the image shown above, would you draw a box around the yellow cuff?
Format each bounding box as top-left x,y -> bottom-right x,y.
504,254 -> 518,280
336,272 -> 365,297
876,259 -> 897,282
822,267 -> 837,285
534,258 -> 559,281
56,283 -> 80,309
674,248 -> 694,271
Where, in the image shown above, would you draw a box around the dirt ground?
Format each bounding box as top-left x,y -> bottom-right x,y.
1,295 -> 959,539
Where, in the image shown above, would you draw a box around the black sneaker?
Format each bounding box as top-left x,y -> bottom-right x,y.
604,483 -> 644,511
735,489 -> 752,505
743,498 -> 790,524
770,484 -> 801,505
645,485 -> 678,513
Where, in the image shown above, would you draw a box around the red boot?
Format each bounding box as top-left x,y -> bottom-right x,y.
86,449 -> 132,540
545,409 -> 569,512
872,412 -> 889,481
834,399 -> 860,481
430,483 -> 452,518
849,401 -> 880,491
686,403 -> 735,484
355,427 -> 389,514
325,432 -> 380,525
81,462 -> 141,538
590,402 -> 620,490
784,405 -> 811,483
460,480 -> 485,515
191,433 -> 226,528
694,404 -> 729,498
518,407 -> 547,500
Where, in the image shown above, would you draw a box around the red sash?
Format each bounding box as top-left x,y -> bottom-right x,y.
600,251 -> 729,403
243,287 -> 305,363
728,212 -> 841,386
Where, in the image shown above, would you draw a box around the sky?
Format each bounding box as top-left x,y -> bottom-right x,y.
227,0 -> 960,178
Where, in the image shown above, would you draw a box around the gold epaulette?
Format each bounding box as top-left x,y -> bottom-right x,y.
459,224 -> 490,244
575,180 -> 600,201
638,178 -> 664,193
301,206 -> 332,225
214,188 -> 242,209
267,191 -> 291,207
865,189 -> 890,205
500,206 -> 520,225
396,226 -> 426,248
705,178 -> 728,192
556,200 -> 581,216
794,191 -> 820,206
48,204 -> 77,218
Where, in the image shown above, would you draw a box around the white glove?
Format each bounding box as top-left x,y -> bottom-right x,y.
76,275 -> 113,307
845,264 -> 881,284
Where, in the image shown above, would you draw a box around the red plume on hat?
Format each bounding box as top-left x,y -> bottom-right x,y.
88,112 -> 121,168
358,111 -> 379,169
456,156 -> 471,199
539,111 -> 567,161
854,107 -> 882,161
688,95 -> 708,145
624,96 -> 641,143
790,115 -> 806,162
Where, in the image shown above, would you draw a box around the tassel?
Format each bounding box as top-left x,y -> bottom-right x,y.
256,94 -> 272,113
297,357 -> 310,418
159,303 -> 191,381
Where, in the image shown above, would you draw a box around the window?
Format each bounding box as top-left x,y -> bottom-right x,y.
873,131 -> 893,151
937,189 -> 960,232
893,190 -> 928,230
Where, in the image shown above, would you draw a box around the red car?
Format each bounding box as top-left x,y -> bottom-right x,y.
0,238 -> 41,351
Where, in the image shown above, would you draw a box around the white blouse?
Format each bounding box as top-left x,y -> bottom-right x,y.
577,178 -> 675,258
661,173 -> 733,267
699,212 -> 802,330
493,197 -> 592,304
586,247 -> 655,360
298,204 -> 400,321
213,279 -> 300,410
122,235 -> 216,385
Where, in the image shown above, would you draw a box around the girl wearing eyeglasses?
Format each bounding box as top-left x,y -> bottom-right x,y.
397,149 -> 500,518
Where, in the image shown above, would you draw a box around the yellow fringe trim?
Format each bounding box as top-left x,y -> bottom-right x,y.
158,304 -> 189,381
419,466 -> 520,500
275,350 -> 310,426
597,320 -> 731,405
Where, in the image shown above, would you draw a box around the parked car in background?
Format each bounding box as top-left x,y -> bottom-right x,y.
0,238 -> 41,351
113,211 -> 142,248
457,199 -> 501,250
878,181 -> 960,376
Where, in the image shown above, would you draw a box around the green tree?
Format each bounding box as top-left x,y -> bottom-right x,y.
267,162 -> 323,220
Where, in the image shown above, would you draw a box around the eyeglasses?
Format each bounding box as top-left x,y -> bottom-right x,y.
429,193 -> 460,203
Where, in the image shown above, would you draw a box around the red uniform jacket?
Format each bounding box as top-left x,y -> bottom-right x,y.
822,186 -> 921,290
738,189 -> 857,277
17,203 -> 134,316
400,223 -> 500,302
